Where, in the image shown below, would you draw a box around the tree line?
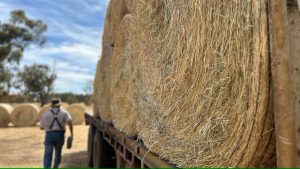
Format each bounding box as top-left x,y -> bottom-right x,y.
0,10 -> 92,106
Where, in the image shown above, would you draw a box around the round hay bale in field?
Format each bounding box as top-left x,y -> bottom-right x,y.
94,45 -> 114,123
111,14 -> 137,137
0,104 -> 13,127
131,0 -> 275,167
102,0 -> 128,46
11,104 -> 39,127
67,104 -> 86,125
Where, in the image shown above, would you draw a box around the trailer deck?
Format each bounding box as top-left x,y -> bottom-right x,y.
85,113 -> 176,168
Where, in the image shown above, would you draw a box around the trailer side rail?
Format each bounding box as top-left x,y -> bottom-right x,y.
85,113 -> 176,168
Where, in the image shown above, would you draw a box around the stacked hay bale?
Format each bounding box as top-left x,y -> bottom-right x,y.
95,0 -> 277,167
110,14 -> 137,137
93,0 -> 128,123
130,0 -> 275,167
103,0 -> 128,46
67,103 -> 86,125
93,45 -> 114,122
93,59 -> 102,118
11,104 -> 39,127
0,104 -> 13,127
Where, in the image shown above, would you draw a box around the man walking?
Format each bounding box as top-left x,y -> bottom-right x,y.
40,98 -> 73,168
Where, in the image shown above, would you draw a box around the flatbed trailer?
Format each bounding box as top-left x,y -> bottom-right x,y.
85,113 -> 176,168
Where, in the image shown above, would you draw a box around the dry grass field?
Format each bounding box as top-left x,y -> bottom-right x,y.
0,125 -> 89,167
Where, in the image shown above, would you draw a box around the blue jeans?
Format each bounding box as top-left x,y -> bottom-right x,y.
44,131 -> 65,168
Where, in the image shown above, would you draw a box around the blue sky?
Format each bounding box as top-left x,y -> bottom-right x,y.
0,0 -> 109,94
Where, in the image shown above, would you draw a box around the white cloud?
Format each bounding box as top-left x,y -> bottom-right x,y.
0,0 -> 108,93
23,43 -> 101,66
19,42 -> 100,93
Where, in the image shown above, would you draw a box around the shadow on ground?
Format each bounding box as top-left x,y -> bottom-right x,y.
60,151 -> 88,168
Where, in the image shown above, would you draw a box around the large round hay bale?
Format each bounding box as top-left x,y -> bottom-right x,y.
111,14 -> 137,137
66,104 -> 85,125
102,0 -> 128,46
11,104 -> 39,127
131,0 -> 275,167
94,45 -> 114,123
0,104 -> 13,127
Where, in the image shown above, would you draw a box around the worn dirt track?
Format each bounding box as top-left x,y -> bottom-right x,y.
0,125 -> 89,167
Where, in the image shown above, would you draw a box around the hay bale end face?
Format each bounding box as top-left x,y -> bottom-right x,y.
131,0 -> 275,167
11,104 -> 39,127
67,104 -> 86,125
0,104 -> 13,127
111,14 -> 137,137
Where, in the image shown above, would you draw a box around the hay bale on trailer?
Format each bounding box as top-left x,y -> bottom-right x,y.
111,14 -> 137,137
131,0 -> 275,167
94,0 -> 129,123
102,0 -> 128,46
0,104 -> 13,127
11,104 -> 39,127
93,59 -> 102,118
67,103 -> 86,125
94,45 -> 114,123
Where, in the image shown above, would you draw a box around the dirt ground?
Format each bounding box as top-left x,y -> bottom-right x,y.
0,125 -> 89,168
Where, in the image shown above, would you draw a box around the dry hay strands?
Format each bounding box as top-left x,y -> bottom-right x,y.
125,0 -> 134,13
11,104 -> 39,127
103,0 -> 128,46
93,60 -> 101,118
94,44 -> 114,123
288,2 -> 300,167
0,104 -> 13,127
67,103 -> 86,125
111,14 -> 137,137
39,102 -> 69,120
132,0 -> 275,167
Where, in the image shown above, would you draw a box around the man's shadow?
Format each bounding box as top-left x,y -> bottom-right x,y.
60,151 -> 87,168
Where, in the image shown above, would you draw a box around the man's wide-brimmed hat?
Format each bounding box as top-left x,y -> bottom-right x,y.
51,98 -> 61,107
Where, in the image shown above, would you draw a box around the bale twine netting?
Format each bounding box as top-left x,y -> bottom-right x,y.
0,104 -> 13,127
66,104 -> 86,125
39,102 -> 69,120
129,0 -> 276,167
110,14 -> 137,137
11,104 -> 39,127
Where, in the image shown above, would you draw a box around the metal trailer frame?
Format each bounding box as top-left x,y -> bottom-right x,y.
85,113 -> 176,168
